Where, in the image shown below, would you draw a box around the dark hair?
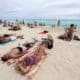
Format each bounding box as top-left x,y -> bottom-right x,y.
44,30 -> 48,33
41,39 -> 53,49
24,43 -> 34,48
1,57 -> 8,62
1,54 -> 10,62
70,24 -> 74,27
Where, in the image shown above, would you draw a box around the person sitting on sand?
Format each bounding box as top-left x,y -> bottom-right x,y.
58,24 -> 76,41
8,25 -> 21,31
1,42 -> 35,62
15,41 -> 48,75
66,24 -> 76,41
8,22 -> 14,27
8,19 -> 21,31
73,35 -> 80,41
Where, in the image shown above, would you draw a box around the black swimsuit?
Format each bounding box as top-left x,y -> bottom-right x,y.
47,39 -> 53,49
44,39 -> 53,49
3,34 -> 10,37
16,47 -> 23,52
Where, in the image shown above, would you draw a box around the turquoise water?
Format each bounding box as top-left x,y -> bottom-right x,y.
2,19 -> 80,29
26,19 -> 80,29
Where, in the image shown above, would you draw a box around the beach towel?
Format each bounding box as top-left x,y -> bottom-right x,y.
38,31 -> 48,34
0,39 -> 16,46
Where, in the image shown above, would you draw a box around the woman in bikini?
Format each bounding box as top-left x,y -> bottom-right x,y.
15,42 -> 48,75
14,42 -> 49,80
1,42 -> 35,62
58,24 -> 76,41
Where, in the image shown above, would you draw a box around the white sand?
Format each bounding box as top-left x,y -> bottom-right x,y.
0,25 -> 80,80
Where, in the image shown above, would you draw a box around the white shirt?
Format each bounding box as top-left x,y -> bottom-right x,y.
10,36 -> 17,41
19,45 -> 27,52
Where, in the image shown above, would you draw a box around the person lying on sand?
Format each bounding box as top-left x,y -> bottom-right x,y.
15,42 -> 48,76
1,36 -> 53,64
26,56 -> 47,80
0,34 -> 24,43
8,26 -> 21,31
34,34 -> 53,49
1,42 -> 35,63
41,34 -> 54,49
58,24 -> 76,41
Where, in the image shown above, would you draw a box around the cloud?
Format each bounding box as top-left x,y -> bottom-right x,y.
0,0 -> 80,19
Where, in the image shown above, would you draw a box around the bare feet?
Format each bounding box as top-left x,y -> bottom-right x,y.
6,59 -> 15,65
27,75 -> 32,80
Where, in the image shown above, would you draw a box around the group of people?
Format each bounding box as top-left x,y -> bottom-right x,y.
0,19 -> 21,31
28,21 -> 38,28
8,19 -> 21,31
0,34 -> 53,80
58,24 -> 80,41
0,22 -> 80,80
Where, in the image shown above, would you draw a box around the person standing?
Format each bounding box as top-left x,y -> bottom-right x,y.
3,20 -> 7,27
15,19 -> 20,27
57,20 -> 60,27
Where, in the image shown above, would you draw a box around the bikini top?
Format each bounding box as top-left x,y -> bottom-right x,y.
19,45 -> 27,52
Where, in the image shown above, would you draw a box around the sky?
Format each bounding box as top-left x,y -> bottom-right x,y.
0,0 -> 80,19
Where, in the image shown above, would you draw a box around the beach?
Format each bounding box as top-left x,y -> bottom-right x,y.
0,25 -> 80,80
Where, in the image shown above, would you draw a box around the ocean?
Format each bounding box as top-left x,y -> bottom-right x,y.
2,19 -> 80,29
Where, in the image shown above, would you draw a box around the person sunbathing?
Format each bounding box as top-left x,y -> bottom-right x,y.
0,34 -> 24,43
8,26 -> 21,31
58,24 -> 76,41
1,37 -> 52,64
41,34 -> 53,49
1,42 -> 35,62
33,34 -> 53,50
15,42 -> 48,75
0,36 -> 11,43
